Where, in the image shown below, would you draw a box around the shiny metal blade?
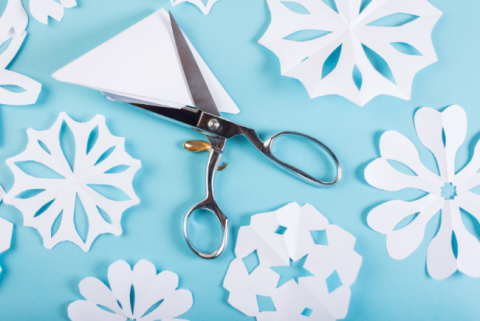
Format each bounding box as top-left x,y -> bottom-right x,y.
169,12 -> 220,116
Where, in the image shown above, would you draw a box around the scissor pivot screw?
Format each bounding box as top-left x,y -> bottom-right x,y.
184,140 -> 211,153
183,140 -> 228,171
208,119 -> 220,131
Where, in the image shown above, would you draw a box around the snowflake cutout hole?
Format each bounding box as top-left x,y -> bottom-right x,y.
170,0 -> 220,15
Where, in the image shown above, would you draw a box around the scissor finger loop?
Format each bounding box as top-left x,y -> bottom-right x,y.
183,198 -> 228,260
262,131 -> 342,186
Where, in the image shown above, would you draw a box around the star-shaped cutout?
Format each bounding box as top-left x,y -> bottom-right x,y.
270,255 -> 314,288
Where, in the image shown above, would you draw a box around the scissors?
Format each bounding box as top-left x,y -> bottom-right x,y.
109,12 -> 342,259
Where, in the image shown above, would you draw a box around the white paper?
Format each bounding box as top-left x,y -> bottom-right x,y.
0,183 -> 13,275
259,0 -> 442,106
0,0 -> 27,34
223,202 -> 362,320
29,0 -> 77,25
0,214 -> 13,275
52,9 -> 239,114
170,0 -> 220,15
68,260 -> 193,321
365,105 -> 480,280
3,112 -> 142,252
0,0 -> 41,105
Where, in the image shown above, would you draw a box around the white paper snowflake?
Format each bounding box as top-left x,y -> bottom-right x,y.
0,0 -> 42,105
29,0 -> 77,24
0,216 -> 13,275
68,260 -> 193,321
4,112 -> 142,251
224,202 -> 362,320
259,0 -> 442,106
170,0 -> 220,15
365,105 -> 480,280
0,181 -> 13,277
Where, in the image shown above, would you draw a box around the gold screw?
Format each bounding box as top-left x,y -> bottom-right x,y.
183,140 -> 228,171
184,140 -> 211,153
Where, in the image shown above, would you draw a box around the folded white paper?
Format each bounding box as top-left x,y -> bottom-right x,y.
29,0 -> 77,25
0,0 -> 41,106
224,202 -> 362,320
52,9 -> 239,114
365,105 -> 480,280
170,0 -> 220,15
68,260 -> 193,321
4,112 -> 142,252
259,0 -> 442,106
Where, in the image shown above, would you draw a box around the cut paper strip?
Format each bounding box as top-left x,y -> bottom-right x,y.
68,260 -> 193,321
223,202 -> 362,320
0,181 -> 13,275
259,0 -> 442,106
170,0 -> 220,15
3,112 -> 142,252
29,0 -> 77,25
365,105 -> 480,280
52,9 -> 239,114
0,217 -> 13,274
0,0 -> 41,105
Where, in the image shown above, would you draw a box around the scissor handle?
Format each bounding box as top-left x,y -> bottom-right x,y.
243,130 -> 342,186
183,136 -> 228,259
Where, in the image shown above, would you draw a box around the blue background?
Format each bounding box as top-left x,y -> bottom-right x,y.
1,0 -> 480,319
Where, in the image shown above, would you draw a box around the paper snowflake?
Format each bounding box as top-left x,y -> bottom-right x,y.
170,0 -> 220,15
224,202 -> 362,320
68,260 -> 193,321
4,112 -> 142,251
29,0 -> 77,24
365,105 -> 480,280
259,0 -> 442,106
0,0 -> 42,105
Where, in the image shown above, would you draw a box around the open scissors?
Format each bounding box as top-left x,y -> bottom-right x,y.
109,12 -> 342,259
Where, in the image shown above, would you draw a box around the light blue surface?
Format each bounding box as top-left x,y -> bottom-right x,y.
1,0 -> 480,320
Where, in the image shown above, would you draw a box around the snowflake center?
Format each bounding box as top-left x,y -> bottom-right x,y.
441,182 -> 457,200
68,177 -> 80,186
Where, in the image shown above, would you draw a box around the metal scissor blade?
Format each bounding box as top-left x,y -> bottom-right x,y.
131,103 -> 201,127
169,12 -> 220,116
103,91 -> 201,127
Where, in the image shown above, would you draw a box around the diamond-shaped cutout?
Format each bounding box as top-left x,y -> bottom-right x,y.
256,295 -> 276,312
310,230 -> 328,245
275,225 -> 287,235
326,270 -> 343,293
301,307 -> 313,317
242,250 -> 260,274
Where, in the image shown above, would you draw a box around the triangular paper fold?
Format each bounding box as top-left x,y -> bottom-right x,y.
52,9 -> 239,114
